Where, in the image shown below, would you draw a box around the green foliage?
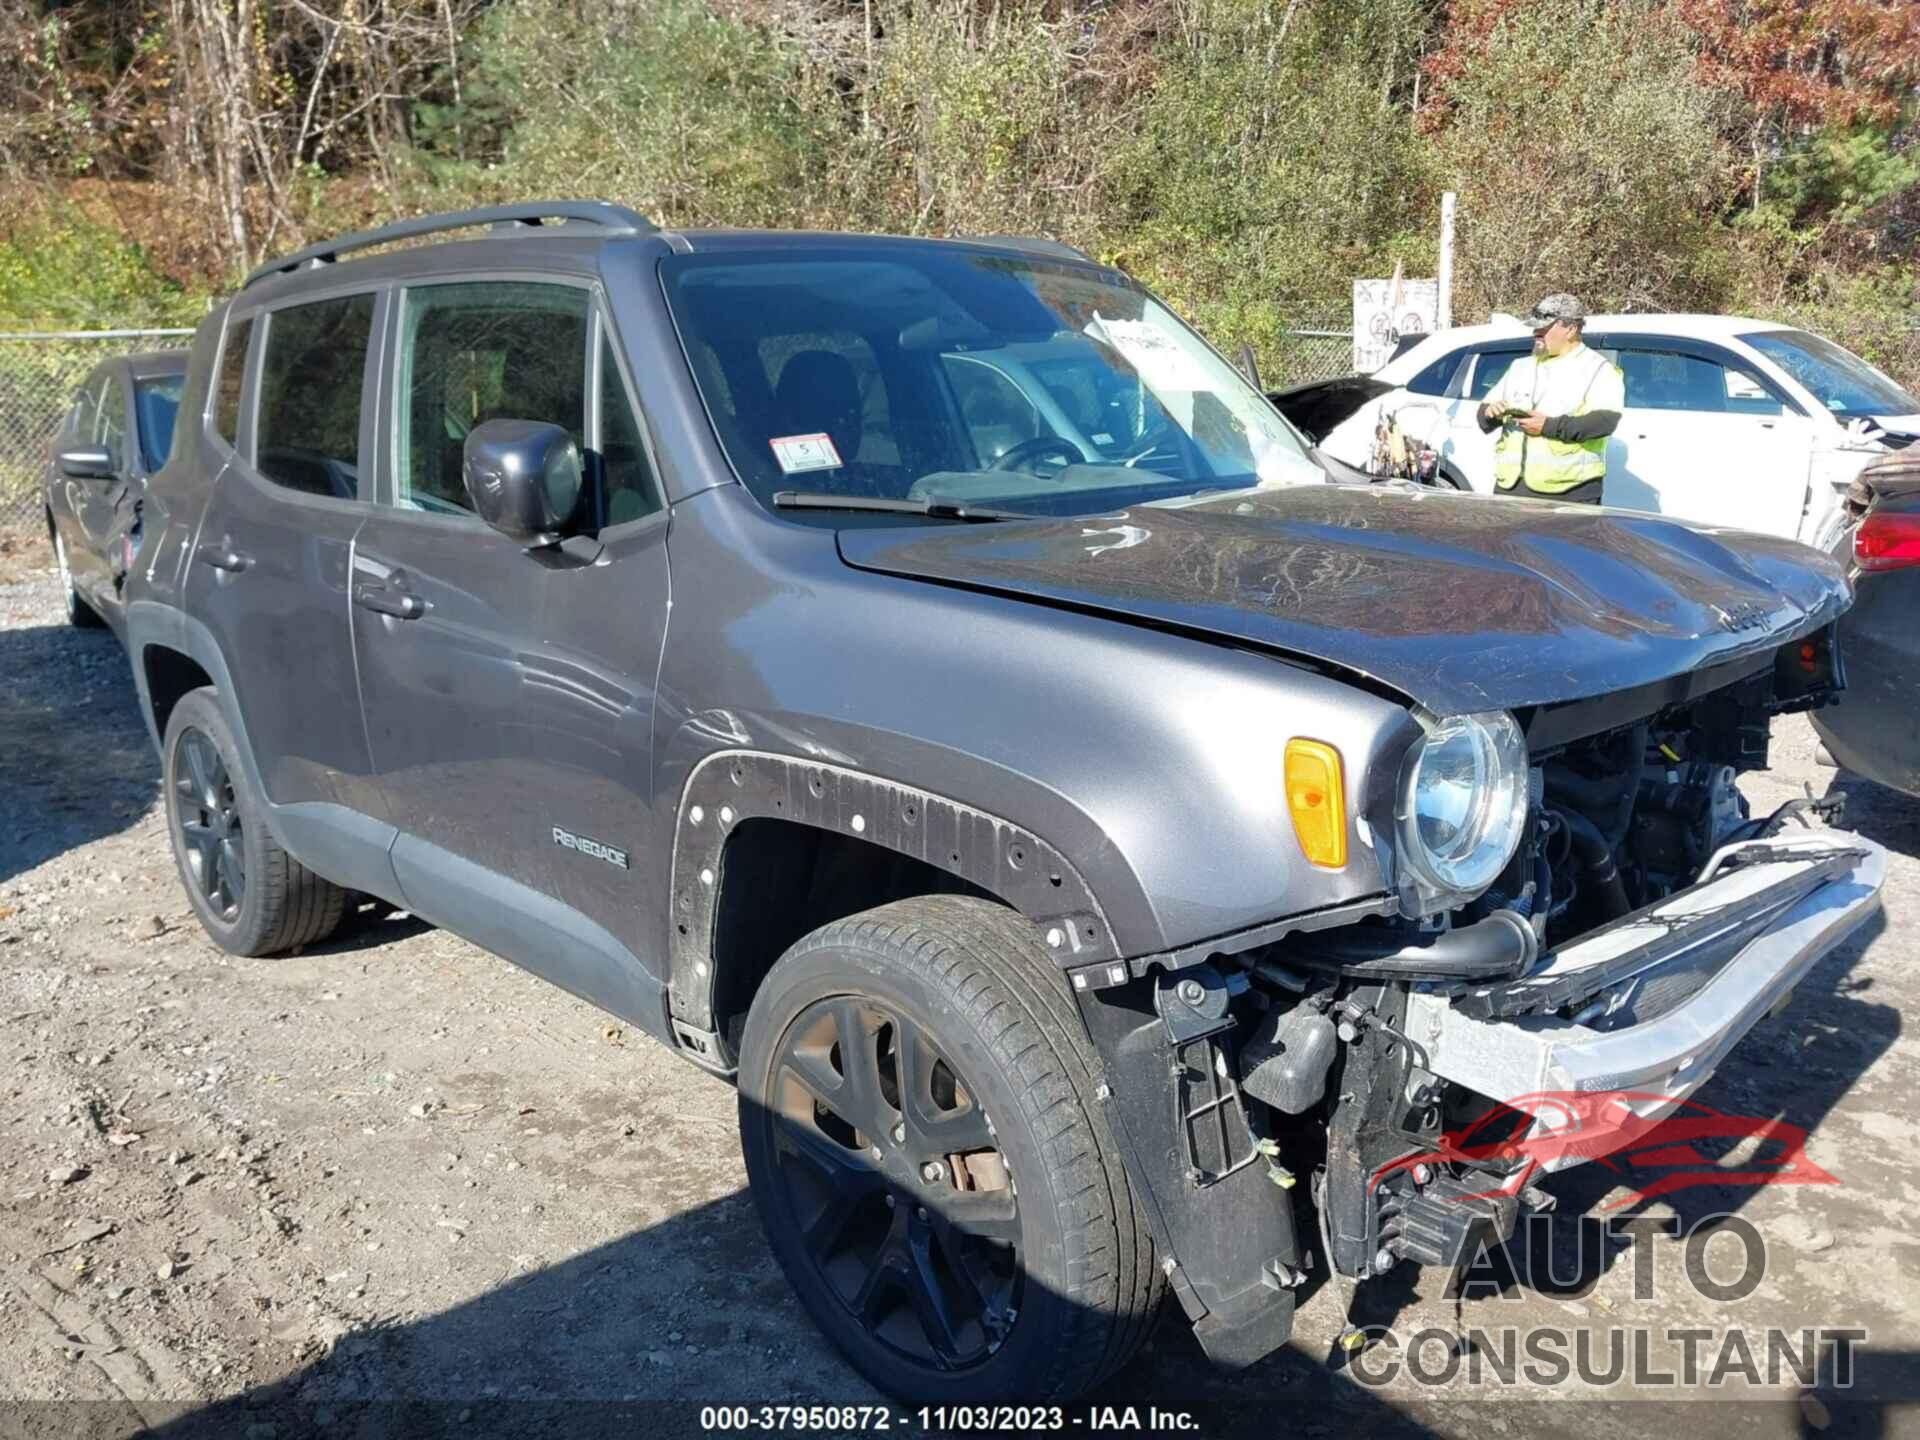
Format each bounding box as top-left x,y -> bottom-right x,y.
1113,0 -> 1437,348
1,0 -> 1912,391
0,215 -> 204,329
1432,0 -> 1739,318
841,0 -> 1113,241
418,0 -> 831,229
1754,123 -> 1919,234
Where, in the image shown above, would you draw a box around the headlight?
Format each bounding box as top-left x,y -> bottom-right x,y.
1395,710 -> 1529,906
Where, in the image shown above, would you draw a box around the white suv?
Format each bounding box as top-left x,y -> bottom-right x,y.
1286,315 -> 1920,546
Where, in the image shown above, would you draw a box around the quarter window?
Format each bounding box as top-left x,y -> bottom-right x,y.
395,282 -> 588,516
1405,350 -> 1464,397
255,295 -> 374,498
73,377 -> 108,445
94,379 -> 127,470
213,317 -> 252,446
597,333 -> 661,526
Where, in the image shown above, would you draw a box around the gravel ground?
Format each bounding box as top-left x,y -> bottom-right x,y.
3,529 -> 1919,1439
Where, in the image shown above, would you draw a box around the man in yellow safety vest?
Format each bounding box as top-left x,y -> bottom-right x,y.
1476,294 -> 1624,504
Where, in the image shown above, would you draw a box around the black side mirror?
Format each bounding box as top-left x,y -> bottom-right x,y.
57,445 -> 116,480
461,419 -> 583,544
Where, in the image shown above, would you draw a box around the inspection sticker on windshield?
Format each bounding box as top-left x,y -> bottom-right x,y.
770,432 -> 843,474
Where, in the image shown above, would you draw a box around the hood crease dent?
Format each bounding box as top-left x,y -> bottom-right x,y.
837,486 -> 1851,715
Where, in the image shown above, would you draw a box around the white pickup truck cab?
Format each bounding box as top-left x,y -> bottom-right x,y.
1292,315 -> 1920,547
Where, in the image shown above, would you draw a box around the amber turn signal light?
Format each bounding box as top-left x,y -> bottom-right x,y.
1285,738 -> 1346,869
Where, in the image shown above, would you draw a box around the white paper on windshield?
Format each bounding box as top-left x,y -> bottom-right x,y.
769,432 -> 843,474
1724,371 -> 1768,401
1255,442 -> 1323,488
1085,316 -> 1214,394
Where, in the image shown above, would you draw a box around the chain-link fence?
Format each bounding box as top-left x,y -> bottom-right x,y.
0,330 -> 194,530
1264,328 -> 1356,390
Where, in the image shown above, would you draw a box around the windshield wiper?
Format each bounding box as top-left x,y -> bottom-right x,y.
771,491 -> 1032,523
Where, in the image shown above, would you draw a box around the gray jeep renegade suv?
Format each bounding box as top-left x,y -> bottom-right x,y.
125,202 -> 1883,1403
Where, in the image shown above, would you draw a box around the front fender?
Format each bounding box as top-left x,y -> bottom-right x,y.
652,486 -> 1420,983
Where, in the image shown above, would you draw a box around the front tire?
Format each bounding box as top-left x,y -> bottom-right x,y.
51,523 -> 103,629
738,896 -> 1162,1403
162,687 -> 346,956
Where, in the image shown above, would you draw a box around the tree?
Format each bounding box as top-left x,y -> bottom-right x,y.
1673,0 -> 1920,206
1428,0 -> 1737,315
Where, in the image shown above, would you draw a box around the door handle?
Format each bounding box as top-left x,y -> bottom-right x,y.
353,583 -> 425,620
196,540 -> 251,573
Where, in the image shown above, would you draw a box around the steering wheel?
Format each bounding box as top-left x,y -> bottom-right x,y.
992,435 -> 1086,475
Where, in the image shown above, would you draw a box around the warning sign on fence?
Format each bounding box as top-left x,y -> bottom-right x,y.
1352,269 -> 1438,375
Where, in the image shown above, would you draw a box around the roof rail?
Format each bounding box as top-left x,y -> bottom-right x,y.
961,235 -> 1096,264
241,201 -> 656,290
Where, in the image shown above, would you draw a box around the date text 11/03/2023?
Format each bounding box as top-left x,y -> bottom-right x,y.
698,1405 -> 1202,1431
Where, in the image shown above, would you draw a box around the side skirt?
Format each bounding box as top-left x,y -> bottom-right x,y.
388,833 -> 673,1047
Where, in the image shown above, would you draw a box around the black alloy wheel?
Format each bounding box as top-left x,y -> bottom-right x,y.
767,994 -> 1022,1374
160,686 -> 347,956
738,897 -> 1163,1403
174,727 -> 246,922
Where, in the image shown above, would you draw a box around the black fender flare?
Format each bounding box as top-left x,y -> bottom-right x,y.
664,750 -> 1122,1039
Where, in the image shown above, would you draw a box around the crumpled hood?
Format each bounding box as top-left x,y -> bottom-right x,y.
837,485 -> 1852,715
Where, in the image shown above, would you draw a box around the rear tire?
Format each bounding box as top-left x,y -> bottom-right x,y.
737,895 -> 1162,1403
162,687 -> 347,956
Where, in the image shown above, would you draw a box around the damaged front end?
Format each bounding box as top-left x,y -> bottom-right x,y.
1070,623 -> 1884,1370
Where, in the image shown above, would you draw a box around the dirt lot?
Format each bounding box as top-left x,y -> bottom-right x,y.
3,531 -> 1919,1439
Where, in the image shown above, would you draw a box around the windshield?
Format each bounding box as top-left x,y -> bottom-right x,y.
660,248 -> 1320,517
135,374 -> 185,472
1742,330 -> 1919,421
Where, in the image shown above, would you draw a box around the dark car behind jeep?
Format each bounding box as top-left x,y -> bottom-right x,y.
43,350 -> 188,637
122,202 -> 1883,1403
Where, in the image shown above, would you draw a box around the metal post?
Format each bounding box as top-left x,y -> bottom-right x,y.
1437,191 -> 1456,331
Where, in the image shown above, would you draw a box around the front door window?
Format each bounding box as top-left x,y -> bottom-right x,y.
395,282 -> 589,517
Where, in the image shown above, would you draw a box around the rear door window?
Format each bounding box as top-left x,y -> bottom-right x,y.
255,294 -> 375,498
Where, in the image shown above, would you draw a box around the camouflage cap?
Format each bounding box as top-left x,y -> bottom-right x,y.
1525,293 -> 1587,327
